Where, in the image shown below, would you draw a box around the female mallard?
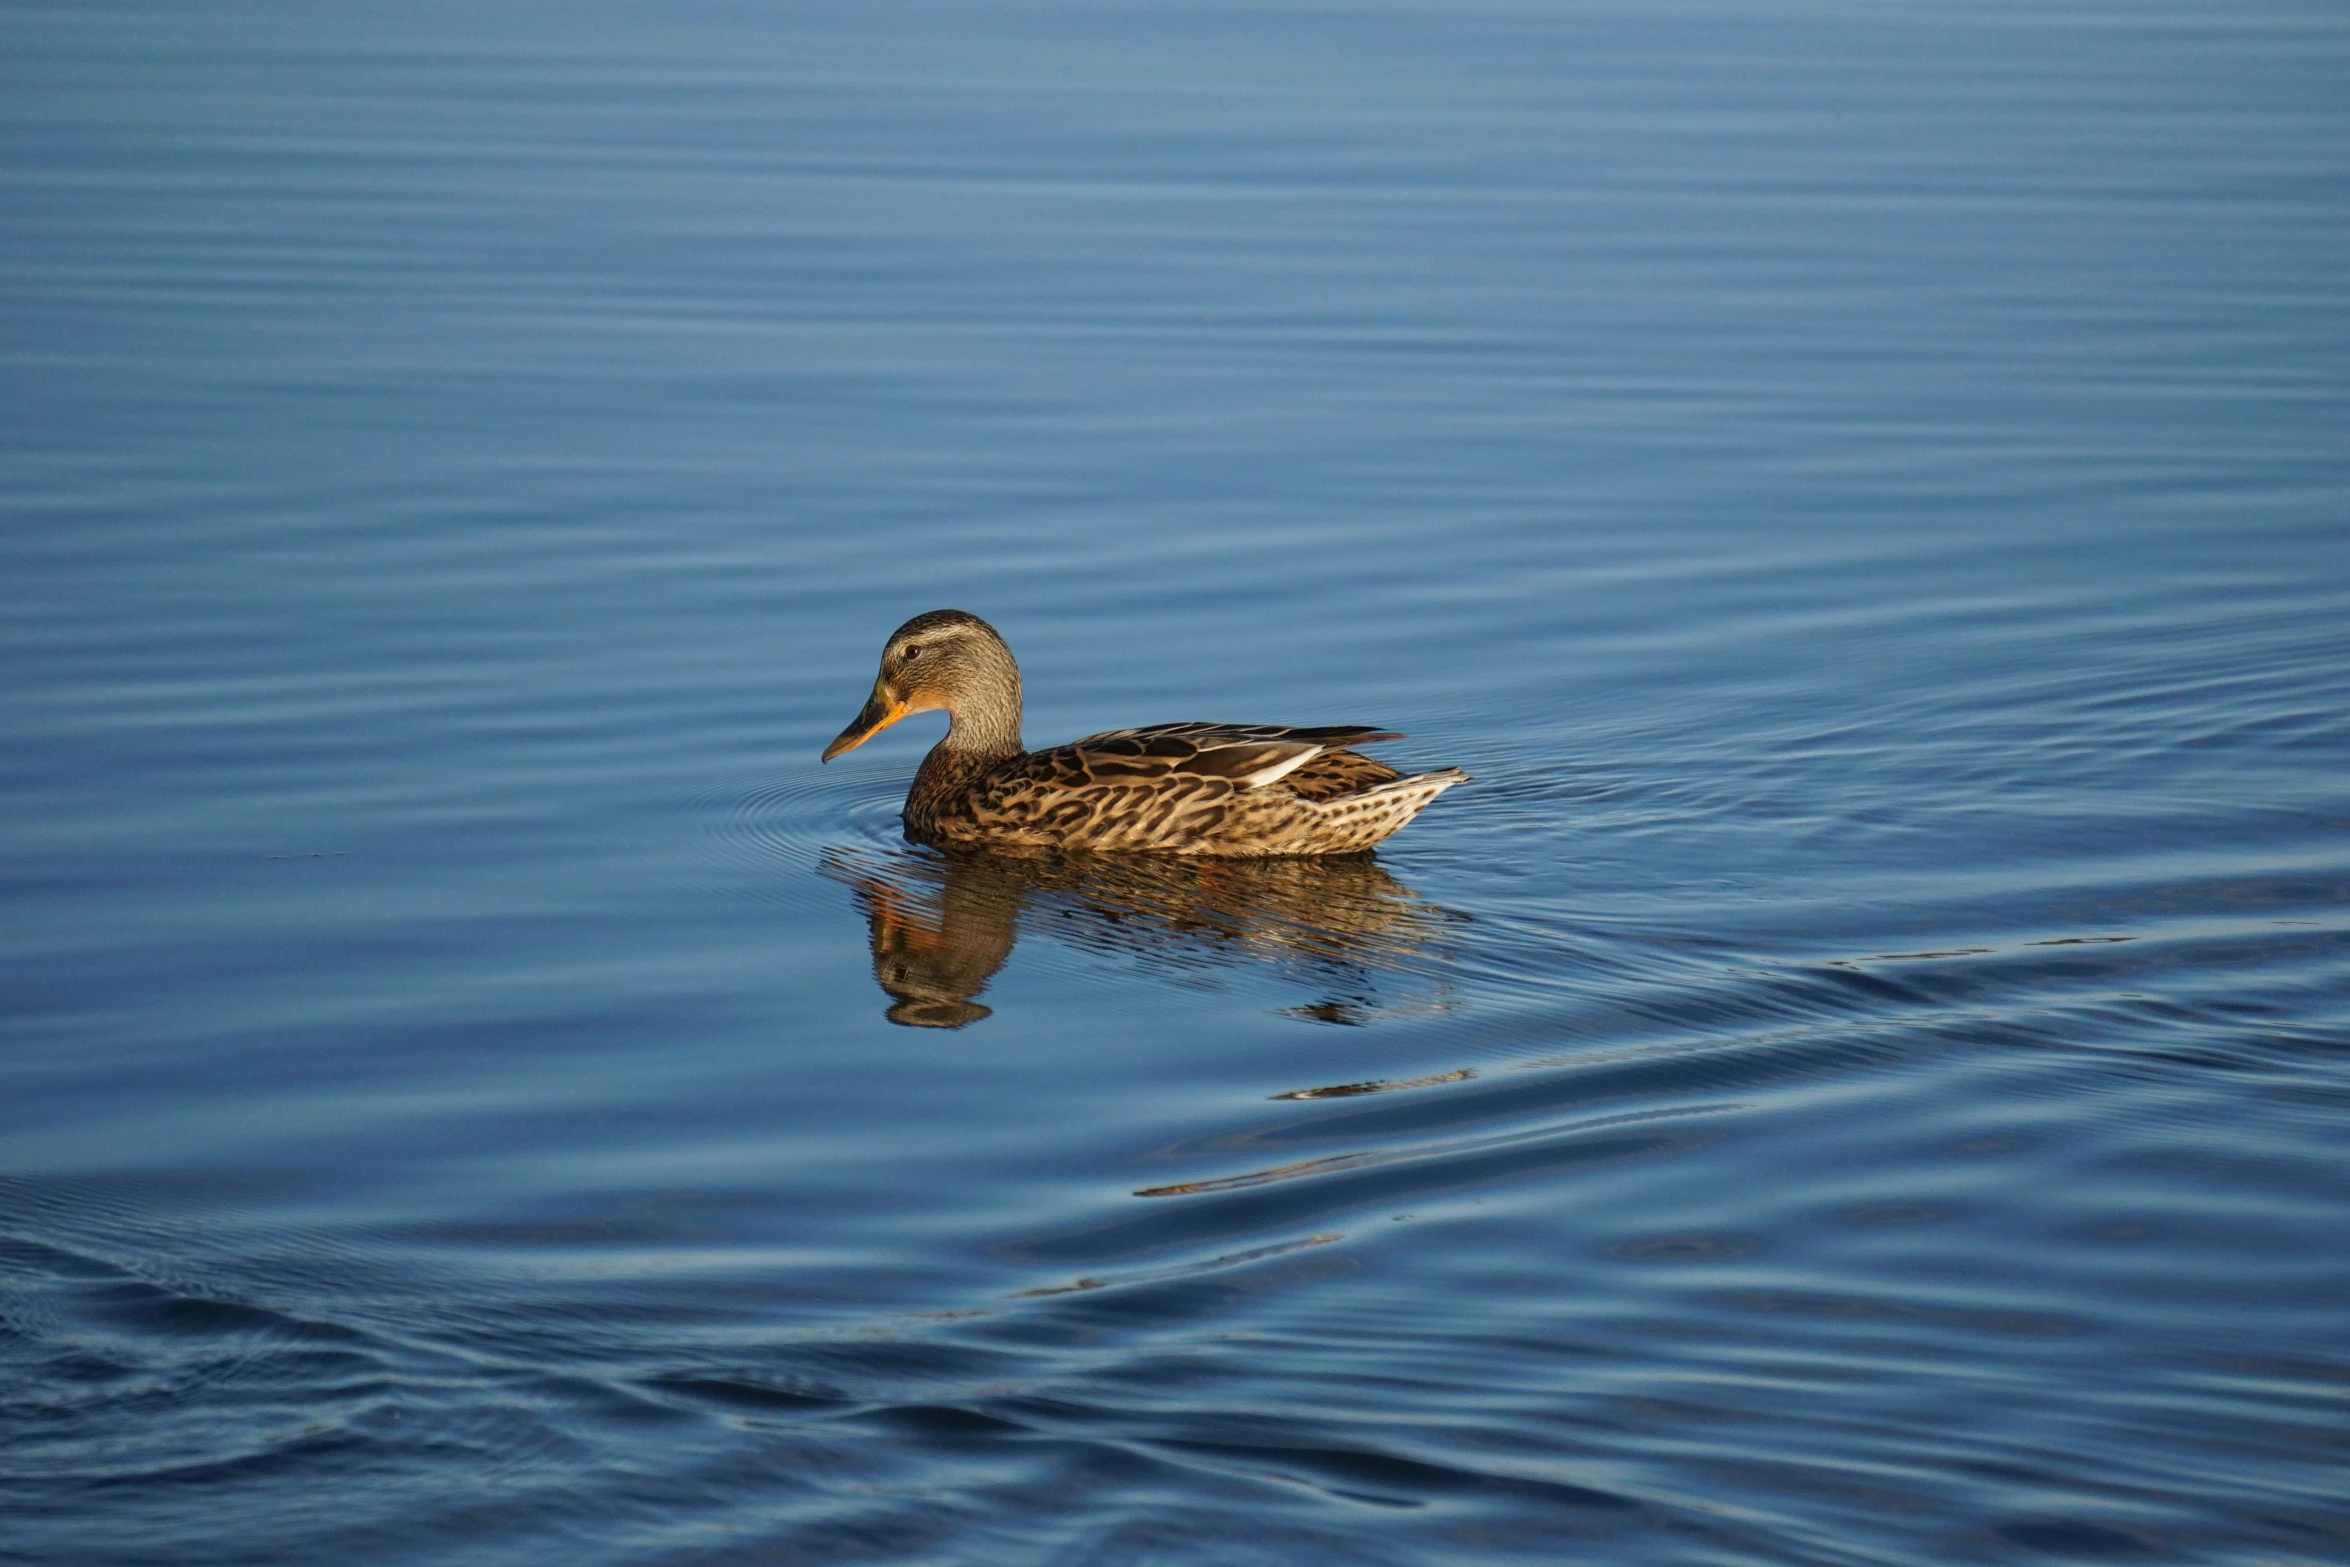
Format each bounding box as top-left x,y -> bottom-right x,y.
822,610 -> 1467,856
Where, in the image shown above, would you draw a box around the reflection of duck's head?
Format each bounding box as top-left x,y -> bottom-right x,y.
843,852 -> 1021,1029
887,995 -> 992,1029
821,610 -> 1023,764
824,845 -> 1462,1030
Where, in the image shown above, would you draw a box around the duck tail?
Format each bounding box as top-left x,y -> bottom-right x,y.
1313,767 -> 1470,853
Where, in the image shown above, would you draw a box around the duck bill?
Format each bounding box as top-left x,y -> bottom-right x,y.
822,686 -> 911,762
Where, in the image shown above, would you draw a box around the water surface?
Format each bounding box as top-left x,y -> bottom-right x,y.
4,2 -> 2348,1562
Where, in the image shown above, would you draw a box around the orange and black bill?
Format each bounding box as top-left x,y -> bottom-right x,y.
821,683 -> 910,762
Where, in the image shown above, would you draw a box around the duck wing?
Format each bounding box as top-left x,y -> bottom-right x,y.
1044,722 -> 1405,793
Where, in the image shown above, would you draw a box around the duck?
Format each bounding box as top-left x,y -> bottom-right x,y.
821,610 -> 1467,856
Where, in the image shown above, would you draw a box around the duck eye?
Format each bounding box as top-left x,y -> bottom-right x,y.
901,644 -> 923,661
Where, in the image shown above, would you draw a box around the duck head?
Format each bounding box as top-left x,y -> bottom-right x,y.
822,609 -> 1025,762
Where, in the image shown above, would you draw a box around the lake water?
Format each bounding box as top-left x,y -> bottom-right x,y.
5,2 -> 2347,1562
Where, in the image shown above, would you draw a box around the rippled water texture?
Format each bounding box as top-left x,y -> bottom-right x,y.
5,2 -> 2348,1562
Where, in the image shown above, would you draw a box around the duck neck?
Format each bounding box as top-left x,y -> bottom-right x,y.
936,653 -> 1024,764
907,659 -> 1023,832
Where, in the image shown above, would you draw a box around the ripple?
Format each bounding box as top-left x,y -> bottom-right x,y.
1991,1517 -> 2159,1557
1607,1232 -> 1761,1263
1011,1231 -> 1345,1301
1156,1437 -> 1640,1515
689,763 -> 910,906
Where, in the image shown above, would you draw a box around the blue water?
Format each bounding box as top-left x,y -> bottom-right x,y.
5,3 -> 2348,1562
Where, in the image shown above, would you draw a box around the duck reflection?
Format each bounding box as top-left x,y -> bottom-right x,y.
824,846 -> 1463,1028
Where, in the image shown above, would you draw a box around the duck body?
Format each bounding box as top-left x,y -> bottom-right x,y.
824,611 -> 1466,857
907,719 -> 1462,855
